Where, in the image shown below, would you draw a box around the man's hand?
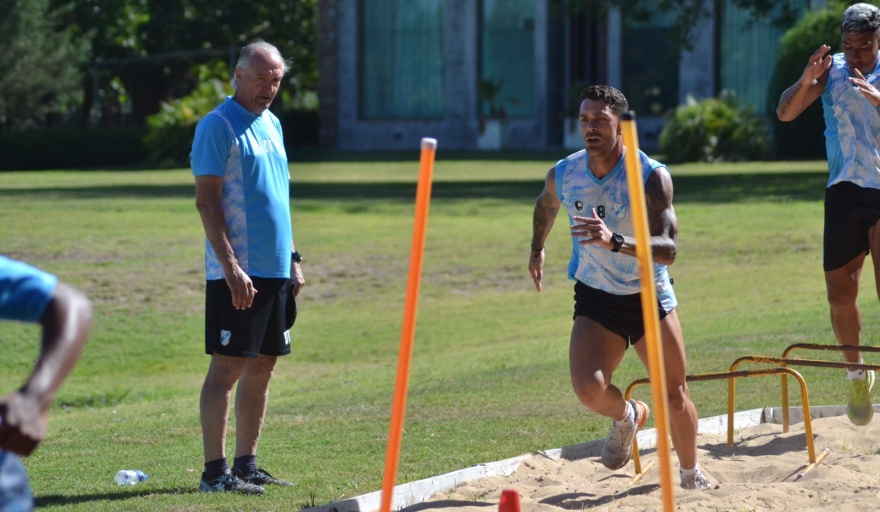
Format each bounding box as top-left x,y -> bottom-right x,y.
850,68 -> 880,106
570,209 -> 613,250
291,263 -> 305,297
802,44 -> 832,85
0,391 -> 47,457
225,264 -> 257,310
778,45 -> 831,122
528,249 -> 545,292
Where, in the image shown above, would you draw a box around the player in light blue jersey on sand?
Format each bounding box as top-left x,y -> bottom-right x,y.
777,3 -> 880,426
528,85 -> 710,490
191,40 -> 305,495
0,256 -> 91,511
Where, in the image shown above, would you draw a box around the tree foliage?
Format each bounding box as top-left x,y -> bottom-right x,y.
767,0 -> 880,159
144,62 -> 234,167
52,0 -> 318,126
0,0 -> 90,130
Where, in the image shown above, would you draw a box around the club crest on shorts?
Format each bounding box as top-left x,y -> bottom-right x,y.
575,200 -> 584,212
220,330 -> 231,347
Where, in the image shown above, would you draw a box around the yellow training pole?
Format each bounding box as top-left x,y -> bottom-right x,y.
620,112 -> 675,511
379,137 -> 438,512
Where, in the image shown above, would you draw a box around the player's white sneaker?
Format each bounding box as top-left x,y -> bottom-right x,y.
680,466 -> 712,490
601,399 -> 649,470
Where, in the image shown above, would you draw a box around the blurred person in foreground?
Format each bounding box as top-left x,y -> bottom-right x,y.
0,255 -> 92,511
191,39 -> 305,495
528,85 -> 711,490
776,2 -> 880,426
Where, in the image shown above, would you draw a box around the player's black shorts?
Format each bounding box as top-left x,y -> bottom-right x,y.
205,277 -> 293,358
573,281 -> 669,348
824,181 -> 880,271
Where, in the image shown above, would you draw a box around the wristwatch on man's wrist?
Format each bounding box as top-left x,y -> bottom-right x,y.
291,251 -> 303,263
610,233 -> 624,253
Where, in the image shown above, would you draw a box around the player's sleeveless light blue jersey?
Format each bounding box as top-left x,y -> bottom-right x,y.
555,148 -> 677,312
191,97 -> 292,280
823,53 -> 880,190
0,255 -> 57,323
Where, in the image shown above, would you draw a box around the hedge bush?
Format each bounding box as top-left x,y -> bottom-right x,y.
766,6 -> 843,160
144,79 -> 320,168
659,91 -> 770,163
0,127 -> 147,170
144,78 -> 232,168
278,108 -> 320,149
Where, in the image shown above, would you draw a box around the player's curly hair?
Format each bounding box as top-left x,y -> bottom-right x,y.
841,3 -> 880,34
579,85 -> 629,116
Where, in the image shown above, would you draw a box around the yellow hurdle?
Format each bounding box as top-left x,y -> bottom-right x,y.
626,365 -> 819,481
777,343 -> 880,430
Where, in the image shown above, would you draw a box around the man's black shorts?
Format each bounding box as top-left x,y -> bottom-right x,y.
573,281 -> 669,347
824,181 -> 880,271
205,277 -> 293,358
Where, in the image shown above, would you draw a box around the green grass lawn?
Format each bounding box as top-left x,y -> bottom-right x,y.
0,157 -> 877,511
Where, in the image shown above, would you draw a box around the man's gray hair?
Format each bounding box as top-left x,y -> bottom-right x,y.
841,3 -> 880,34
236,40 -> 291,76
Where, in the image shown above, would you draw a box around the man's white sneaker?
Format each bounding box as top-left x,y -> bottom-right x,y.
680,466 -> 712,490
601,399 -> 649,470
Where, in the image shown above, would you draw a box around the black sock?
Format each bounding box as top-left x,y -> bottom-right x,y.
203,458 -> 228,480
233,454 -> 256,476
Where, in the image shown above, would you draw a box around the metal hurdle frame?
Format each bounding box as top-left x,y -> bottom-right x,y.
624,366 -> 819,482
624,344 -> 880,484
774,344 -> 880,431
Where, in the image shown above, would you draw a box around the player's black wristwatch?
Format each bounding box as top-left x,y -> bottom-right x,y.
610,233 -> 624,253
291,251 -> 303,263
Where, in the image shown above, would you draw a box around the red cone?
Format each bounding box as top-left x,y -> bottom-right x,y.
499,489 -> 521,512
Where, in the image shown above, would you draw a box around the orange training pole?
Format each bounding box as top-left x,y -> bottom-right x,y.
379,137 -> 438,512
620,112 -> 675,511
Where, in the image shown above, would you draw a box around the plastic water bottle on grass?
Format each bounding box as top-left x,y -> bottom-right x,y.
115,469 -> 148,485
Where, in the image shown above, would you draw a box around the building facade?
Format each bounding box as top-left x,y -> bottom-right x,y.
317,0 -> 815,152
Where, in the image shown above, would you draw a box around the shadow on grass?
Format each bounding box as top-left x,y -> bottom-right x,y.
289,148 -> 567,163
34,486 -> 198,508
56,389 -> 131,409
0,172 -> 828,203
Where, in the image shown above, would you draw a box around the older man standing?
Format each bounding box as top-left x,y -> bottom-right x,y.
191,40 -> 305,494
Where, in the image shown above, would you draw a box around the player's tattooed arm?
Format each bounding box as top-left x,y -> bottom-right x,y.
531,168 -> 561,251
777,80 -> 803,117
644,167 -> 678,265
777,45 -> 830,121
529,167 -> 560,292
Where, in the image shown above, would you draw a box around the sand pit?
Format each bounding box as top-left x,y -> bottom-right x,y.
308,407 -> 880,512
406,411 -> 880,512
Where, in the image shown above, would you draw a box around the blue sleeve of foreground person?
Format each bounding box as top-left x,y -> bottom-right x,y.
0,255 -> 58,323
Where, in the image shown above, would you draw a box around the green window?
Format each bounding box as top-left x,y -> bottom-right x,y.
720,1 -> 807,114
479,0 -> 535,118
360,0 -> 444,119
622,10 -> 679,116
